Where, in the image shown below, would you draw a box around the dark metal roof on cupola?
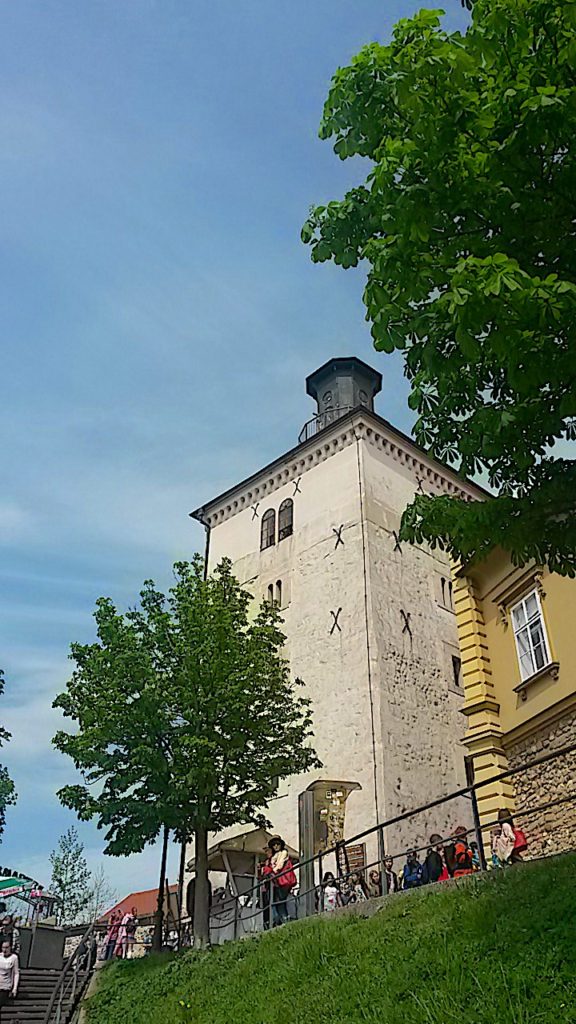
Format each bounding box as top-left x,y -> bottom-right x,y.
305,356 -> 382,403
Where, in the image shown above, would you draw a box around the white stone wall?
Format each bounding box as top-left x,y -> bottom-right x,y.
362,440 -> 471,857
205,441 -> 380,853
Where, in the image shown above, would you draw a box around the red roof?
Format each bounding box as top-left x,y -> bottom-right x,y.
99,884 -> 178,923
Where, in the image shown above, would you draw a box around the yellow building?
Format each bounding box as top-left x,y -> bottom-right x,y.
454,551 -> 576,858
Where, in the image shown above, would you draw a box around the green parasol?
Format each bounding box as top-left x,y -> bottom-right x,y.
0,877 -> 34,898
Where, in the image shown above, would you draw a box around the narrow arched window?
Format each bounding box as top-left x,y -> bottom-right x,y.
276,580 -> 282,607
278,498 -> 294,541
267,583 -> 274,606
261,509 -> 275,550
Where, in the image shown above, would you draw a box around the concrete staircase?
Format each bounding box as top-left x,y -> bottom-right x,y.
2,968 -> 86,1024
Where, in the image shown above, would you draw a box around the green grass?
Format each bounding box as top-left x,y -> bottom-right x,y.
86,855 -> 576,1024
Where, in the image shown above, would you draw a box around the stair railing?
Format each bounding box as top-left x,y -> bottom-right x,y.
42,922 -> 96,1024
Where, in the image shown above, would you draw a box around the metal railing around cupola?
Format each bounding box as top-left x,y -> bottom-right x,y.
298,405 -> 357,443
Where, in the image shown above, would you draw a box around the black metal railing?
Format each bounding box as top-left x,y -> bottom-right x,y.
181,740 -> 576,945
42,921 -> 96,1024
298,406 -> 357,444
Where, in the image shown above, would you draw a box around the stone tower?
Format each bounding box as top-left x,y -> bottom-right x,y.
190,357 -> 484,861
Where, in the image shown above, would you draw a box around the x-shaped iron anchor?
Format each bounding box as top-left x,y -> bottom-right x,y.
392,530 -> 402,553
251,502 -> 260,520
293,477 -> 302,495
333,525 -> 345,549
330,608 -> 342,635
401,609 -> 412,636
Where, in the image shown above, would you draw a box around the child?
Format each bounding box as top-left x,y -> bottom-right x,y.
320,872 -> 341,912
348,872 -> 369,902
402,850 -> 423,889
491,826 -> 505,868
470,841 -> 481,871
452,826 -> 474,877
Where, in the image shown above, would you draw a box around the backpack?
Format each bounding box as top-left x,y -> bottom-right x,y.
454,840 -> 474,874
403,862 -> 422,888
276,858 -> 297,890
513,828 -> 528,853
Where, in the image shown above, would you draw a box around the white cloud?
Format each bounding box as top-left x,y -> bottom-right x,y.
0,502 -> 34,545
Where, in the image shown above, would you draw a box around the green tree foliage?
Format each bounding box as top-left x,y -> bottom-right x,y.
53,557 -> 320,946
0,670 -> 16,839
303,0 -> 576,575
49,826 -> 93,926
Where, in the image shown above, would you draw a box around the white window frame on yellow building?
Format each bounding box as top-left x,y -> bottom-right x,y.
510,589 -> 552,683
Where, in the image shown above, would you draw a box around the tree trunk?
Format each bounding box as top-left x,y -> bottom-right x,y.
177,839 -> 187,946
153,826 -> 170,952
193,825 -> 210,948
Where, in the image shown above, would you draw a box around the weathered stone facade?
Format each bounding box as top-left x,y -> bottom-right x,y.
506,708 -> 576,859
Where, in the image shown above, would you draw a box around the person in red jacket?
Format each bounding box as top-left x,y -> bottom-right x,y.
268,836 -> 296,926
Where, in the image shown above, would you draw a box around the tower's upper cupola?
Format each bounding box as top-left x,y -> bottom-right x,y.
300,357 -> 382,442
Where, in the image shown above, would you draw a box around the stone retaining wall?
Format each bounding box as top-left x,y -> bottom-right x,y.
506,707 -> 576,858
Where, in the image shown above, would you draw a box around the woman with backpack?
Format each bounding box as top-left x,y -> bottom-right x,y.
268,836 -> 296,926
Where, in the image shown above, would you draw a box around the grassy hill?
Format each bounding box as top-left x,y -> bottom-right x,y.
86,855 -> 576,1024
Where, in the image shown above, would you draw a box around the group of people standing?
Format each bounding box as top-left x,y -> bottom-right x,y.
102,907 -> 139,960
318,812 -> 528,910
397,812 -> 526,889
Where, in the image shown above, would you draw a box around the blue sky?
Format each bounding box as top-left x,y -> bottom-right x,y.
0,1 -> 470,900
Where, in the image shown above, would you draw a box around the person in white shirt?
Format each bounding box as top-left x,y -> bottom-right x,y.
0,939 -> 19,1018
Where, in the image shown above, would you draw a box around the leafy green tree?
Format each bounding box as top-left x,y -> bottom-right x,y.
303,0 -> 576,575
0,670 -> 16,839
49,826 -> 93,925
53,557 -> 320,947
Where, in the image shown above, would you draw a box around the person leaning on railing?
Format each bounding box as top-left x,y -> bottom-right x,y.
0,938 -> 19,1020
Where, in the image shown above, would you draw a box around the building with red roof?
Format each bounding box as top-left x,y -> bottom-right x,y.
99,884 -> 179,927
